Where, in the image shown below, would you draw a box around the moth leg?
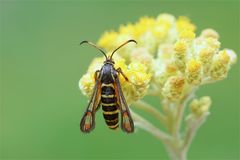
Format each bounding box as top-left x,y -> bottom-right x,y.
116,67 -> 128,82
94,70 -> 100,82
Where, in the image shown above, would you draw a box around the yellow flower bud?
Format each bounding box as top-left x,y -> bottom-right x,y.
179,30 -> 196,40
199,48 -> 214,64
138,31 -> 158,54
166,62 -> 178,74
133,16 -> 155,40
210,50 -> 230,80
200,28 -> 219,39
114,34 -> 135,60
174,40 -> 187,56
186,59 -> 202,85
153,61 -> 175,89
173,40 -> 187,72
119,23 -> 135,35
177,16 -> 196,33
199,48 -> 215,74
190,96 -> 211,117
162,76 -> 185,101
152,14 -> 175,42
156,13 -> 176,27
158,44 -> 174,61
122,62 -> 151,104
98,31 -> 118,51
130,48 -> 154,72
219,50 -> 230,64
79,73 -> 95,97
113,56 -> 128,72
225,49 -> 237,65
206,37 -> 221,52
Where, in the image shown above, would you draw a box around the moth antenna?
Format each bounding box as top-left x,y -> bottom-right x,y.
80,40 -> 108,59
110,39 -> 137,59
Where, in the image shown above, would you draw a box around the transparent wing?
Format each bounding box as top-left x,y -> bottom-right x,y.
114,76 -> 134,133
80,79 -> 101,133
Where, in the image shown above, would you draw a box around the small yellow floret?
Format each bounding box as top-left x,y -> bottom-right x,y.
119,23 -> 135,35
179,30 -> 196,39
174,40 -> 187,55
206,38 -> 221,51
200,28 -> 219,39
219,50 -> 230,65
186,59 -> 202,85
79,73 -> 95,97
177,16 -> 196,32
162,76 -> 185,101
188,59 -> 201,73
210,50 -> 231,80
199,48 -> 214,64
98,31 -> 118,50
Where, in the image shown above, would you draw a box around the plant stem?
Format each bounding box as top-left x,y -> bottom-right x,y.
182,113 -> 209,153
173,93 -> 195,138
132,88 -> 209,160
165,146 -> 187,160
131,111 -> 171,145
133,100 -> 166,124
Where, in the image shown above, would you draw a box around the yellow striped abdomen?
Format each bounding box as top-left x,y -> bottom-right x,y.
101,83 -> 119,129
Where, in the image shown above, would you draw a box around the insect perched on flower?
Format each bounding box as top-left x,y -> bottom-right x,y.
79,13 -> 238,159
79,40 -> 137,133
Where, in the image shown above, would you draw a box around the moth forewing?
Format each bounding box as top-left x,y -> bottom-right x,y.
80,78 -> 102,133
114,75 -> 134,133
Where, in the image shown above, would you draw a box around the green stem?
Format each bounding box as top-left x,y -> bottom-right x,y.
131,111 -> 171,145
147,84 -> 161,96
133,100 -> 166,125
132,87 -> 209,160
173,93 -> 194,138
182,113 -> 209,153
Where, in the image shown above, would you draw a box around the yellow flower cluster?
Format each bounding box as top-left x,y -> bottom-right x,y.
98,14 -> 193,58
80,13 -> 237,105
152,15 -> 237,101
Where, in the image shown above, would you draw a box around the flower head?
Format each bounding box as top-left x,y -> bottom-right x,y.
81,13 -> 237,104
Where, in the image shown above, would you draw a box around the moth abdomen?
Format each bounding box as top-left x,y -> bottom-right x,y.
101,83 -> 119,129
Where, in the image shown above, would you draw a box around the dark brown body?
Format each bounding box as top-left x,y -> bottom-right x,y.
100,63 -> 119,129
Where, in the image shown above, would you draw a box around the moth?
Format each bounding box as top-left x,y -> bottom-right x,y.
80,40 -> 137,133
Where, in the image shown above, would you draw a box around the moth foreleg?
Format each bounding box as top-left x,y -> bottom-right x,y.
116,67 -> 128,82
94,70 -> 100,82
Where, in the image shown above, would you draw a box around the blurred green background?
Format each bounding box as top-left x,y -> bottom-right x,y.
0,0 -> 239,159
